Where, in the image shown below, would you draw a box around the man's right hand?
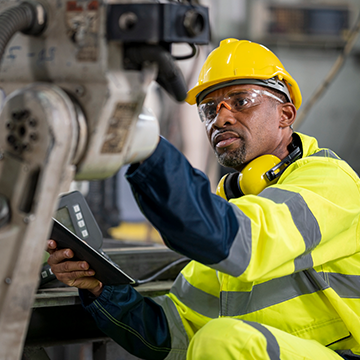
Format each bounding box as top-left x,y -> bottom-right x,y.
47,240 -> 103,297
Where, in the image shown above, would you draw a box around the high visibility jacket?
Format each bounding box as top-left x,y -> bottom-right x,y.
81,132 -> 360,360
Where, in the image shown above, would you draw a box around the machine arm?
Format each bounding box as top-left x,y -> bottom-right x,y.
0,1 -> 210,358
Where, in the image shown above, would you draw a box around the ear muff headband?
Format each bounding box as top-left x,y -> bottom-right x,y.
216,146 -> 302,200
265,146 -> 301,182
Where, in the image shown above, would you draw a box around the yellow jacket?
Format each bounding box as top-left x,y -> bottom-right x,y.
155,132 -> 360,357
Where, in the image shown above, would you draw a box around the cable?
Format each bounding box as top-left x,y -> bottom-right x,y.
294,11 -> 360,130
125,44 -> 188,102
0,1 -> 47,63
134,257 -> 190,286
173,43 -> 198,61
39,257 -> 190,289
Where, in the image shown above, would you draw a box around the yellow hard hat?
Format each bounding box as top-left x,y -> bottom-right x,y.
187,38 -> 302,109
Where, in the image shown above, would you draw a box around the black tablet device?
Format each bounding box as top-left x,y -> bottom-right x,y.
51,218 -> 136,286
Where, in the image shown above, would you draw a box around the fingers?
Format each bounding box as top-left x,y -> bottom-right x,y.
46,239 -> 57,255
57,270 -> 102,295
47,247 -> 74,266
48,252 -> 93,281
45,240 -> 104,297
56,268 -> 96,286
65,277 -> 103,296
51,260 -> 93,277
48,254 -> 102,294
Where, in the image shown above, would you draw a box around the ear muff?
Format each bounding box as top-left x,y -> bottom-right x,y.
216,155 -> 280,200
216,146 -> 302,200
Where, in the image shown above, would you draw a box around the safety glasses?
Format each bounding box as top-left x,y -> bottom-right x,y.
198,88 -> 284,123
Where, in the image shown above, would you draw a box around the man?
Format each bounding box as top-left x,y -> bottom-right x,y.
47,39 -> 360,360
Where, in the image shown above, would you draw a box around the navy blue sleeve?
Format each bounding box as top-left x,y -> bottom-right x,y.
79,285 -> 171,360
126,137 -> 239,265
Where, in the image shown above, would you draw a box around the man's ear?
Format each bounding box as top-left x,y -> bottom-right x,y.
279,103 -> 297,128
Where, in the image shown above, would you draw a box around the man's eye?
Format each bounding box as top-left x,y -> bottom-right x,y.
204,105 -> 216,118
232,97 -> 249,109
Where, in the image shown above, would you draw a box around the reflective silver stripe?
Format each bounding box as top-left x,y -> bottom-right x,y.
242,320 -> 280,360
169,273 -> 219,318
154,295 -> 189,359
308,269 -> 360,298
309,149 -> 340,159
305,268 -> 330,291
258,188 -> 321,271
294,253 -> 313,272
221,271 -> 319,316
221,270 -> 360,317
212,203 -> 252,277
328,273 -> 360,298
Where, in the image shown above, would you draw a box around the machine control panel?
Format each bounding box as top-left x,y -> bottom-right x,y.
40,190 -> 104,287
54,190 -> 103,250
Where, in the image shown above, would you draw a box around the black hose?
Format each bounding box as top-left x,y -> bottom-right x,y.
125,44 -> 188,102
0,1 -> 46,62
173,43 -> 197,61
134,257 -> 190,286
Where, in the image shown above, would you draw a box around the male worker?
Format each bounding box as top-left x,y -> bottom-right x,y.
47,39 -> 360,360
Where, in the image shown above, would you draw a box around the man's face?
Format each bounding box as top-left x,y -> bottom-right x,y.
200,84 -> 286,171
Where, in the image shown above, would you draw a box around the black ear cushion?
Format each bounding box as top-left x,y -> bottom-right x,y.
224,172 -> 244,200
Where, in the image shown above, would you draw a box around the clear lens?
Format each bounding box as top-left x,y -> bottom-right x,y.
198,99 -> 217,122
225,91 -> 257,111
197,89 -> 284,123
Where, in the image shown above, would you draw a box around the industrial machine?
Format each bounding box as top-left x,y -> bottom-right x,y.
0,0 -> 209,358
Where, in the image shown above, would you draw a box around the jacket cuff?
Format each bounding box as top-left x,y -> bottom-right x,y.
79,285 -> 114,310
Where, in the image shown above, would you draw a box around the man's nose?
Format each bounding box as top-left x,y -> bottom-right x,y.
211,101 -> 236,128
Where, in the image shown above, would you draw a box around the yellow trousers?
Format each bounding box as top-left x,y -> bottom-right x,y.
187,318 -> 345,360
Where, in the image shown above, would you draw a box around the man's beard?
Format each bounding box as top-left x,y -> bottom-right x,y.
214,141 -> 247,168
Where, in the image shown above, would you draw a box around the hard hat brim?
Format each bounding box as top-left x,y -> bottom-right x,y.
187,74 -> 302,109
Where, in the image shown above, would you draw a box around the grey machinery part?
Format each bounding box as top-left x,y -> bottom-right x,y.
0,1 -> 209,358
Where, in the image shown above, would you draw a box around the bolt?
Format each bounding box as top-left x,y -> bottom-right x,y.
22,143 -> 30,152
6,122 -> 14,130
12,111 -> 21,120
7,134 -> 16,145
21,109 -> 30,120
4,277 -> 11,285
75,86 -> 85,97
28,118 -> 37,127
30,133 -> 38,141
12,110 -> 28,121
118,12 -> 138,31
13,143 -> 20,152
